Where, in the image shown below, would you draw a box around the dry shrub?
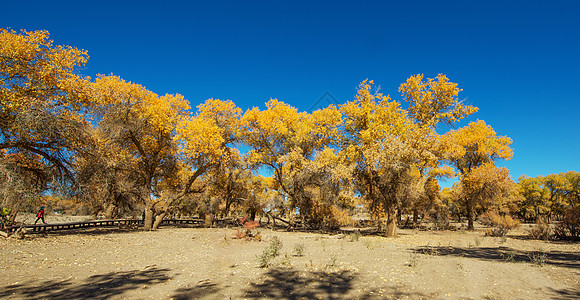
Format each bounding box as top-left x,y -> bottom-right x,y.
554,207 -> 580,240
244,220 -> 260,231
482,212 -> 520,237
308,203 -> 352,230
528,220 -> 551,240
233,215 -> 261,241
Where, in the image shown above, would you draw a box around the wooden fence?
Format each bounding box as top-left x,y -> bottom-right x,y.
4,218 -> 209,234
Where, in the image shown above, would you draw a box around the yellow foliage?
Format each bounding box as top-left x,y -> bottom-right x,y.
0,28 -> 92,111
444,120 -> 513,174
429,166 -> 456,179
177,98 -> 241,163
399,74 -> 478,126
93,75 -> 189,133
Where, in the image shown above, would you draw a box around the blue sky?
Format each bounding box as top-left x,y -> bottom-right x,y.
2,0 -> 579,185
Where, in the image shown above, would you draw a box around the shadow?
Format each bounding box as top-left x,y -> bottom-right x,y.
412,246 -> 580,269
0,267 -> 171,299
241,267 -> 432,299
243,268 -> 356,299
510,234 -> 580,244
364,286 -> 437,299
171,279 -> 222,300
549,285 -> 580,300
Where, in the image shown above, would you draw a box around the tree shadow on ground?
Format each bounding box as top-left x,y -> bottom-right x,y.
549,285 -> 580,300
510,234 -> 580,243
171,279 -> 223,300
241,267 -> 431,299
0,266 -> 171,299
412,246 -> 580,269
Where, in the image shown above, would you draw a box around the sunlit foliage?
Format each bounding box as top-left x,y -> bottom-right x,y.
1,29 -> 93,221
9,27 -> 578,237
443,120 -> 514,229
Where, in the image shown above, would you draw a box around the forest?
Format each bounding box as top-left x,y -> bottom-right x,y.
1,28 -> 579,239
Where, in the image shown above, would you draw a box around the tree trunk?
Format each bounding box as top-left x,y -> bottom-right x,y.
385,207 -> 398,237
466,203 -> 475,230
104,203 -> 116,219
204,213 -> 214,227
152,200 -> 175,230
249,209 -> 256,221
143,204 -> 154,230
223,198 -> 232,217
412,209 -> 418,225
152,211 -> 167,229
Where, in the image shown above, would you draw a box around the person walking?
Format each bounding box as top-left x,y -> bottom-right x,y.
35,206 -> 46,224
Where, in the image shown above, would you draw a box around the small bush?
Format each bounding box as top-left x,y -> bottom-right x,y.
348,231 -> 361,242
501,251 -> 516,263
325,255 -> 338,268
257,248 -> 275,268
407,252 -> 420,268
554,207 -> 580,240
257,236 -> 284,268
293,243 -> 305,257
269,236 -> 283,256
482,212 -> 520,237
233,215 -> 261,241
528,251 -> 547,267
528,220 -> 551,240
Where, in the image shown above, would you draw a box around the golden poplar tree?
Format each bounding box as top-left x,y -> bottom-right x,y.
1,29 -> 93,219
443,120 -> 513,229
340,75 -> 475,236
240,99 -> 342,225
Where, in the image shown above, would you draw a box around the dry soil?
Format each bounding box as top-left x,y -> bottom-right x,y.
1,217 -> 579,299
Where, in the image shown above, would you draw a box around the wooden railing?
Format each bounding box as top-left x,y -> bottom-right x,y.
4,218 -> 208,233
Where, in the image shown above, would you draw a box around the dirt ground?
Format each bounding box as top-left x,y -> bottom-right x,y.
1,216 -> 579,299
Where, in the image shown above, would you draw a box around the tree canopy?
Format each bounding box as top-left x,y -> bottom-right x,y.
4,28 -> 577,235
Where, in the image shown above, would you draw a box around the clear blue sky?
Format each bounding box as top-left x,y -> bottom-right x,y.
3,0 -> 579,185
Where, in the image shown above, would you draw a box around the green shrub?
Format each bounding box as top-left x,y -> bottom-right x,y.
293,243 -> 305,257
348,231 -> 361,242
257,236 -> 284,268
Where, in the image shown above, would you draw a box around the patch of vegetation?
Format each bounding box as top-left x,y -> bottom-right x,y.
554,207 -> 580,240
325,255 -> 338,268
501,251 -> 516,263
482,212 -> 520,237
527,221 -> 551,240
234,216 -> 261,241
528,251 -> 547,267
293,243 -> 305,257
257,236 -> 284,268
407,252 -> 420,268
348,231 -> 361,242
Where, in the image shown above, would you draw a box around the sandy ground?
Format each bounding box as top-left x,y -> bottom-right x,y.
1,217 -> 579,299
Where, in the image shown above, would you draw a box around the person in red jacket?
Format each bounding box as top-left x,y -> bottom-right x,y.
35,206 -> 46,224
